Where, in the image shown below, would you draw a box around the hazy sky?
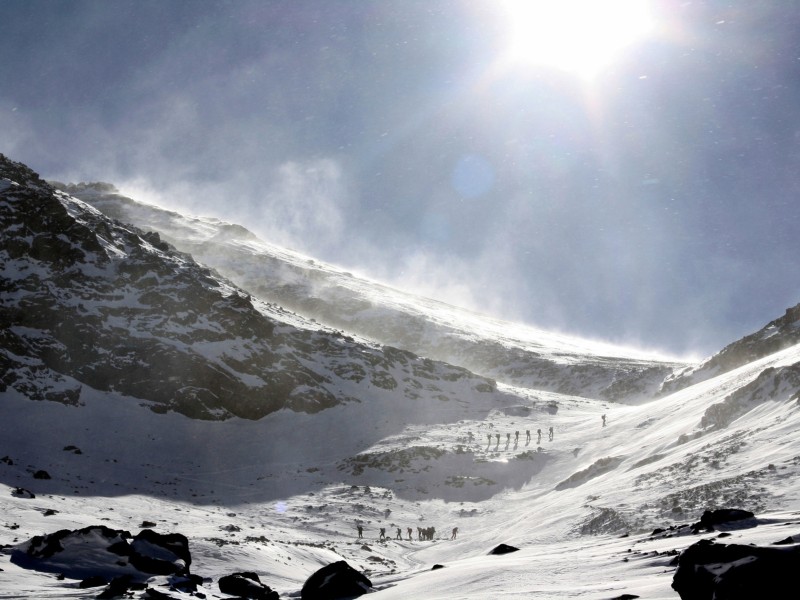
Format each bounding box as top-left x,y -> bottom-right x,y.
3,1 -> 799,357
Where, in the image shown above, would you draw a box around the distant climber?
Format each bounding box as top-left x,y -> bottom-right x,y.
451,527 -> 458,540
526,429 -> 531,443
396,527 -> 402,540
506,433 -> 511,443
379,527 -> 386,540
515,431 -> 519,442
537,428 -> 542,444
357,525 -> 363,539
407,527 -> 413,541
548,426 -> 554,441
602,414 -> 607,427
495,433 -> 500,444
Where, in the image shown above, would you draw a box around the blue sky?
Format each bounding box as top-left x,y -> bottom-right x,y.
3,1 -> 799,357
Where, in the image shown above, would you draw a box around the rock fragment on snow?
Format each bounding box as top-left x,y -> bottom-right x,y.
301,560 -> 373,599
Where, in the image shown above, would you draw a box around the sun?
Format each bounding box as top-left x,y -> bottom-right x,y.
500,0 -> 655,79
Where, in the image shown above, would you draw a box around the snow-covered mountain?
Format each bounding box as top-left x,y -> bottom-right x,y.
2,156 -> 504,421
2,155 -> 800,599
57,181 -> 688,405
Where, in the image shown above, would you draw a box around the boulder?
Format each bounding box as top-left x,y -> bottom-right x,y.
301,560 -> 373,600
128,529 -> 191,575
672,538 -> 800,599
690,508 -> 754,532
489,543 -> 520,555
218,571 -> 278,599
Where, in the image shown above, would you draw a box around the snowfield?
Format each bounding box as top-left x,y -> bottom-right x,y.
2,342 -> 800,598
2,161 -> 800,598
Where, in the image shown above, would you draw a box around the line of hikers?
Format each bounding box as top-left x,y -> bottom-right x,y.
357,525 -> 458,541
486,427 -> 554,447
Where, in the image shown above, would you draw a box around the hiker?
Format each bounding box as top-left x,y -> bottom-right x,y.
537,428 -> 542,443
357,525 -> 363,539
451,527 -> 458,540
602,414 -> 607,427
506,432 -> 511,443
487,433 -> 492,444
407,527 -> 413,541
526,429 -> 531,443
549,426 -> 554,441
379,527 -> 386,540
495,433 -> 500,444
396,527 -> 402,540
515,431 -> 519,442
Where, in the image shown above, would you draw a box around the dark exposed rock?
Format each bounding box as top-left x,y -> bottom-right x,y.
489,543 -> 520,555
672,538 -> 800,600
10,525 -> 191,579
142,587 -> 175,599
218,572 -> 278,599
12,487 -> 35,499
79,575 -> 108,588
773,536 -> 796,545
690,509 -> 754,533
431,563 -> 445,570
128,529 -> 191,575
33,470 -> 51,480
96,575 -> 138,598
301,560 -> 373,600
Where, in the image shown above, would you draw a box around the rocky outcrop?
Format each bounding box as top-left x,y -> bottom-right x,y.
2,155 -> 499,420
672,538 -> 800,600
699,364 -> 800,431
662,304 -> 800,395
9,525 -> 191,579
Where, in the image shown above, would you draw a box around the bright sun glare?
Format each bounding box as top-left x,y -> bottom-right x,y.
501,0 -> 655,79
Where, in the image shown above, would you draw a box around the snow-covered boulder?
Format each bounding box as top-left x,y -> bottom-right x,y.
8,525 -> 191,581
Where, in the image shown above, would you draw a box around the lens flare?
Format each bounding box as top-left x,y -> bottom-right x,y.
500,0 -> 655,79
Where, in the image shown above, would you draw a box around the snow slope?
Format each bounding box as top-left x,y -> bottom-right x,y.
2,341 -> 799,598
0,159 -> 798,598
62,181 -> 689,404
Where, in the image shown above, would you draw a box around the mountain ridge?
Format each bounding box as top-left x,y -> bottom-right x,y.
2,155 -> 501,421
58,180 -> 690,405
